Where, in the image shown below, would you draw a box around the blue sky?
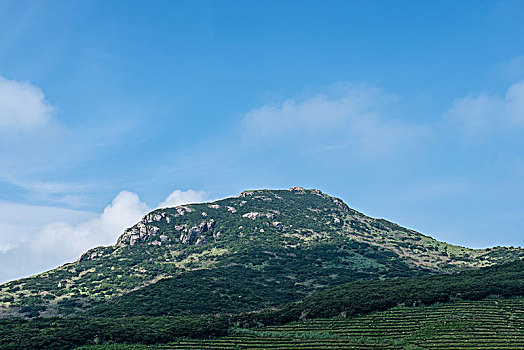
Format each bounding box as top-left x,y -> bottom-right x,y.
1,0 -> 524,282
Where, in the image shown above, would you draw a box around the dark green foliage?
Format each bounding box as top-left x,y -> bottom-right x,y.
86,266 -> 301,318
0,316 -> 230,350
259,259 -> 524,324
75,298 -> 524,350
86,241 -> 424,318
0,260 -> 522,350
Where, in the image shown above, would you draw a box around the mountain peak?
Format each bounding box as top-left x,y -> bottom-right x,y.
237,187 -> 323,198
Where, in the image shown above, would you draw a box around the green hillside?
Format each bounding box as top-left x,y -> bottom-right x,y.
1,188 -> 523,319
87,254 -> 524,319
77,297 -> 524,350
0,260 -> 522,350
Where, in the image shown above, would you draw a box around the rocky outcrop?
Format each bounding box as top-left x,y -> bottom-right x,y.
272,221 -> 283,228
242,212 -> 277,221
242,212 -> 260,220
289,187 -> 323,195
175,206 -> 193,216
332,197 -> 351,213
76,246 -> 106,263
116,222 -> 161,246
179,220 -> 215,245
143,213 -> 164,223
117,213 -> 216,248
116,210 -> 173,247
238,191 -> 254,198
265,213 -> 276,220
195,236 -> 207,246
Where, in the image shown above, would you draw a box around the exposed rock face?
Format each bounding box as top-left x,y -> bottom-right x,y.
175,206 -> 193,216
180,226 -> 201,245
238,191 -> 254,198
179,220 -> 215,245
117,222 -> 161,246
195,236 -> 207,246
144,213 -> 163,223
254,195 -> 272,202
200,220 -> 215,232
242,212 -> 260,220
116,200 -> 218,248
265,213 -> 276,220
76,246 -> 105,263
116,210 -> 172,247
331,198 -> 351,212
115,188 -> 335,249
289,187 -> 323,195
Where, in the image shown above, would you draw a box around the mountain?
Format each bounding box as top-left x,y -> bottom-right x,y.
1,187 -> 523,319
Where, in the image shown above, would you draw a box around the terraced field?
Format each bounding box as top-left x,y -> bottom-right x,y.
78,297 -> 524,350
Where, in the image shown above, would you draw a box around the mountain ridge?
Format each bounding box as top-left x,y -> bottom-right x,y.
0,187 -> 522,318
81,187 -> 521,266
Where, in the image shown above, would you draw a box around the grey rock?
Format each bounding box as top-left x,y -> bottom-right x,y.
242,212 -> 260,220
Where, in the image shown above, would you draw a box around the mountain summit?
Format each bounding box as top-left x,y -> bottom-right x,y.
1,187 -> 522,318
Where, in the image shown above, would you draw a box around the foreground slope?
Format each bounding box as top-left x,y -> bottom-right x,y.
1,187 -> 523,318
78,298 -> 524,350
1,260 -> 522,349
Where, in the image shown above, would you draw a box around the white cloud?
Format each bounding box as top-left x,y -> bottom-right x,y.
241,83 -> 424,156
158,189 -> 207,208
446,79 -> 524,137
0,192 -> 149,283
0,202 -> 95,283
0,75 -> 54,133
28,191 -> 150,261
0,189 -> 207,283
243,84 -> 386,137
0,241 -> 15,254
0,202 -> 95,252
500,56 -> 524,78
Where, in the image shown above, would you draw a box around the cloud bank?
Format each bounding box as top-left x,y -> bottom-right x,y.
0,189 -> 207,283
158,189 -> 207,208
242,83 -> 425,156
447,79 -> 524,138
0,75 -> 54,133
